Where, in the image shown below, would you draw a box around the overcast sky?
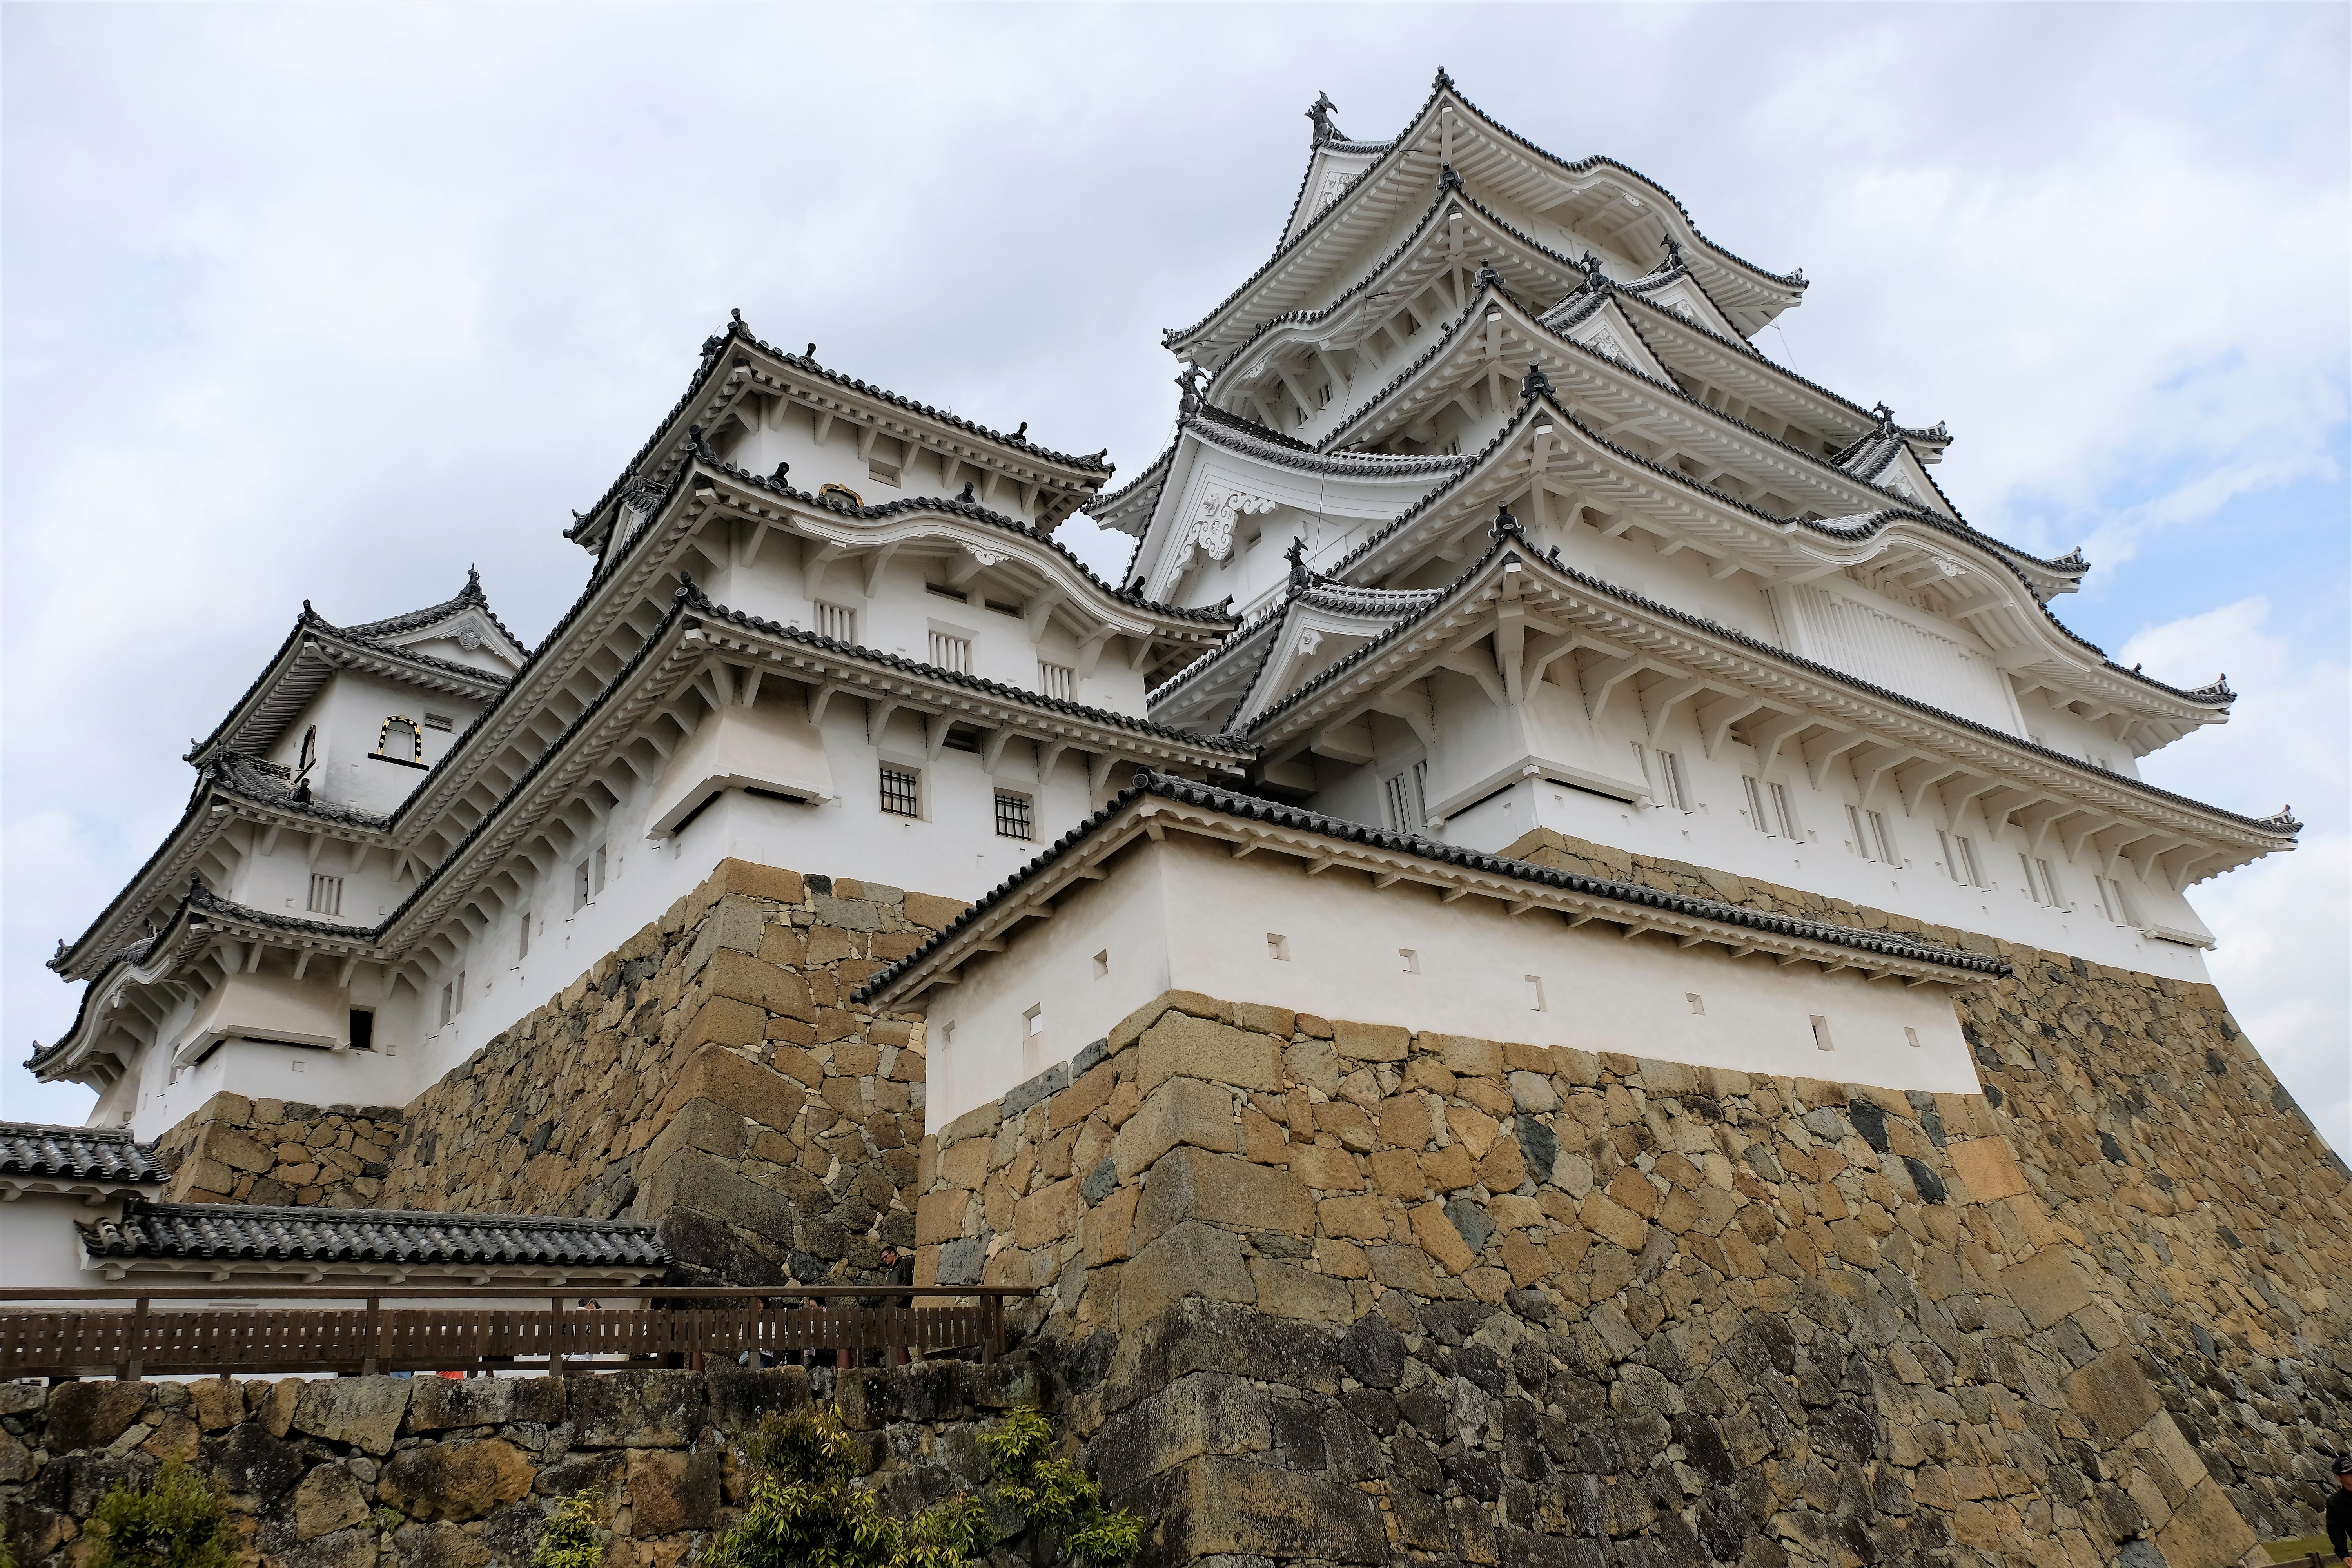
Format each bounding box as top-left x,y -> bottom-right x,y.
4,4 -> 2345,1148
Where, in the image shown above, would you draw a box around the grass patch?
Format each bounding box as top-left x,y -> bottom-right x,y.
2259,1537 -> 2330,1564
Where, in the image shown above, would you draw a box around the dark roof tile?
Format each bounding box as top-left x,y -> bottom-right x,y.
0,1122 -> 169,1185
82,1200 -> 668,1269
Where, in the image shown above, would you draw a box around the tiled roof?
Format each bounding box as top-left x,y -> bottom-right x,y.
205,753 -> 392,831
680,584 -> 1258,756
854,770 -> 2011,1005
0,1122 -> 168,1185
1170,69 -> 1802,355
340,566 -> 524,650
1323,388 -> 2228,708
702,458 -> 1238,626
1251,520 -> 2288,838
1187,410 -> 1474,479
570,316 -> 1112,546
83,1200 -> 668,1270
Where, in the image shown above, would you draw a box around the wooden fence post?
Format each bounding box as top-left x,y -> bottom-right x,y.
123,1299 -> 148,1383
983,1295 -> 1000,1365
361,1297 -> 381,1377
548,1296 -> 565,1378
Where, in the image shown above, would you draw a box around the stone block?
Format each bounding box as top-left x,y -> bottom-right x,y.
276,1526 -> 378,1568
1288,1142 -> 1363,1192
403,1374 -> 558,1435
293,1465 -> 369,1541
43,1382 -> 151,1452
1138,1014 -> 1281,1096
1014,1176 -> 1082,1250
2000,1248 -> 2094,1330
567,1370 -> 707,1448
1436,1036 -> 1504,1078
1368,1147 -> 1427,1198
1249,1258 -> 1356,1323
291,1377 -> 411,1455
2064,1347 -> 2160,1443
677,997 -> 766,1054
1094,1372 -> 1269,1497
1150,1455 -> 1387,1563
1120,1222 -> 1256,1329
2152,1480 -> 2257,1568
916,1187 -> 973,1245
1947,1136 -> 2028,1202
378,1439 -> 534,1523
660,1046 -> 803,1134
637,1147 -> 797,1247
1114,1077 -> 1236,1178
1135,1146 -> 1314,1241
1410,1200 -> 1477,1274
626,1449 -> 721,1537
703,949 -> 815,1021
396,1522 -> 490,1568
1332,1020 -> 1410,1063
201,1125 -> 275,1174
711,858 -> 805,905
705,1367 -> 811,1437
937,1136 -> 992,1191
903,891 -> 970,931
641,1096 -> 744,1173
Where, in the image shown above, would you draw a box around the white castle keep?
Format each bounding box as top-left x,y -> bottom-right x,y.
28,73 -> 2297,1171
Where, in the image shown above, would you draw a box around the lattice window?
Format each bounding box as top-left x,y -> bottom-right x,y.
815,602 -> 857,643
1036,661 -> 1075,701
929,632 -> 971,674
1655,749 -> 1689,812
880,765 -> 920,818
1382,760 -> 1428,833
307,875 -> 343,916
994,792 -> 1032,840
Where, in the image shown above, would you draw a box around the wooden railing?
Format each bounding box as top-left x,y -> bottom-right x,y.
0,1285 -> 1031,1382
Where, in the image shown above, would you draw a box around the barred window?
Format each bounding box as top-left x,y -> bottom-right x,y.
1381,760 -> 1428,833
929,632 -> 971,674
307,874 -> 343,916
815,601 -> 857,643
1036,661 -> 1075,701
1655,749 -> 1689,812
995,791 -> 1032,840
880,765 -> 920,818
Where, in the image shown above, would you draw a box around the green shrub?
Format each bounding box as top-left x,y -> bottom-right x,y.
532,1490 -> 607,1568
978,1407 -> 1142,1568
85,1459 -> 230,1568
703,1403 -> 1136,1568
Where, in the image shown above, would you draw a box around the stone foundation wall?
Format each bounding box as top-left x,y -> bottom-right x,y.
153,1094 -> 406,1208
1506,827 -> 2352,1540
370,860 -> 949,1287
1,1357 -> 1043,1568
918,986 -> 2330,1568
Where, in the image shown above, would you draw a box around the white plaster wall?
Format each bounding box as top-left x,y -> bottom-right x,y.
1332,635 -> 2218,980
924,857 -> 1175,1129
701,534 -> 1150,717
717,402 -> 1051,530
0,1194 -> 127,1291
918,833 -> 1985,1132
272,671 -> 483,820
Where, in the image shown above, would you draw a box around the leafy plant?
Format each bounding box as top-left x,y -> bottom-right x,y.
85,1459 -> 230,1568
532,1490 -> 607,1568
978,1408 -> 1142,1568
704,1403 -> 1137,1568
371,1506 -> 406,1536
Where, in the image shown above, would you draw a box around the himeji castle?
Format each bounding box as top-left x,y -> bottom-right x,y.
29,74 -> 2292,1133
13,73 -> 2344,1566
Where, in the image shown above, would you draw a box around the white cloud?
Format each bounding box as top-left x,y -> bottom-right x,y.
2123,600 -> 2351,1151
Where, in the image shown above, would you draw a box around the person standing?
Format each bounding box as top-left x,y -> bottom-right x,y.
879,1245 -> 915,1366
2327,1454 -> 2352,1566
